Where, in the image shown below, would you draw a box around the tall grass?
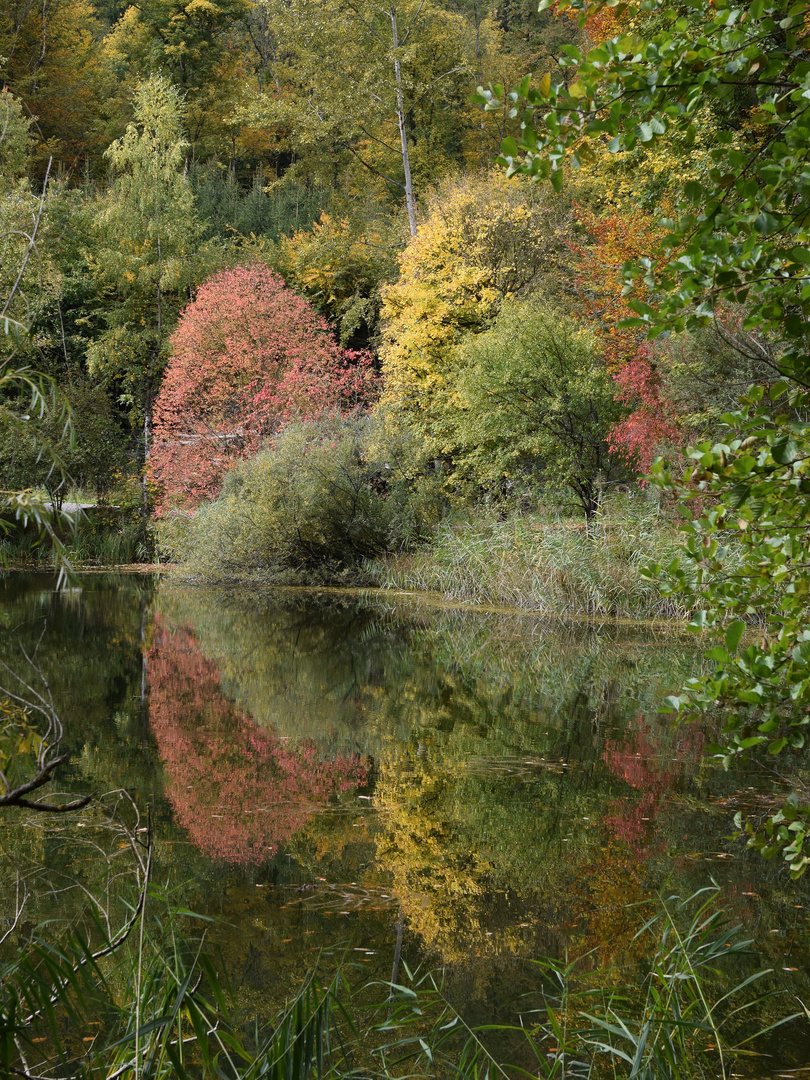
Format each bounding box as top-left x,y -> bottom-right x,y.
0,505 -> 153,567
371,496 -> 691,619
4,883 -> 796,1080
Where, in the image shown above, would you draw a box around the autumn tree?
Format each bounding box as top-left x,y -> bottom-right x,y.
0,91 -> 41,352
279,211 -> 401,346
149,264 -> 376,513
454,300 -> 627,515
378,171 -> 561,463
0,0 -> 113,175
103,0 -> 252,162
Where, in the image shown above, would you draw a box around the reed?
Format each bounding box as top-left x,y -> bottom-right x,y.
4,883 -> 792,1080
371,496 -> 692,619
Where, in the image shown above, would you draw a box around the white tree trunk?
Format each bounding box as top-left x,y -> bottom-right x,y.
390,6 -> 417,237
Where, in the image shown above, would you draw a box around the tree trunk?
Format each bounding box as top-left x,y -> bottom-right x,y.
142,382 -> 152,517
390,6 -> 417,237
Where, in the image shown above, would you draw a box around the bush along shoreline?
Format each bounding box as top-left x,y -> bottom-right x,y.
152,413 -> 691,620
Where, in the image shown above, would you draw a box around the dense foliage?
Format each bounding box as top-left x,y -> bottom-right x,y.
158,414 -> 443,579
478,0 -> 810,870
3,0 -> 810,954
150,265 -> 375,512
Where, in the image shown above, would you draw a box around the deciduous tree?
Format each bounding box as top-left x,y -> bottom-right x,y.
454,300 -> 626,515
85,74 -> 211,508
150,264 -> 376,512
378,171 -> 559,462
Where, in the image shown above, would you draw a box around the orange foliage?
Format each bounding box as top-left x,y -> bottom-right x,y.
570,207 -> 684,470
570,205 -> 662,370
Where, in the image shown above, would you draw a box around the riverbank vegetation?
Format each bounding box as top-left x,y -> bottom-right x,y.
3,0 -> 810,1071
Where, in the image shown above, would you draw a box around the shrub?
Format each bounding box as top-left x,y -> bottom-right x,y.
159,414 -> 443,582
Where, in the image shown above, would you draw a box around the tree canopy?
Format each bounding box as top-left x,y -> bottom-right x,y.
150,264 -> 376,512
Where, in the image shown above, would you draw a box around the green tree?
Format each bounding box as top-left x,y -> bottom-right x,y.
454,300 -> 626,515
239,0 -> 480,234
103,0 -> 252,161
85,74 -> 211,509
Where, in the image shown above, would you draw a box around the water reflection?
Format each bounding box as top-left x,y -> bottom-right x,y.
2,574 -> 809,1070
148,614 -> 369,864
150,587 -> 802,965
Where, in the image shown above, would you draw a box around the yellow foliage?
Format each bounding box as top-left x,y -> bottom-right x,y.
279,211 -> 400,342
378,171 -> 560,456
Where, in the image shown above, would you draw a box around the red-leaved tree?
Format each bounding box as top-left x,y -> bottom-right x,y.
150,264 -> 376,513
569,208 -> 681,472
606,349 -> 680,473
147,614 -> 368,865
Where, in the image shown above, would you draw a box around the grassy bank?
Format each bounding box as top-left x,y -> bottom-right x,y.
369,496 -> 691,619
1,502 -> 153,568
155,417 -> 692,619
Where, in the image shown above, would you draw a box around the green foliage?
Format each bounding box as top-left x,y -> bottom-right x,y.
159,414 -> 444,582
477,0 -> 810,379
644,386 -> 810,876
0,377 -> 126,505
652,317 -> 782,444
236,0 -> 482,221
190,164 -> 324,244
454,300 -> 627,516
85,74 -> 211,423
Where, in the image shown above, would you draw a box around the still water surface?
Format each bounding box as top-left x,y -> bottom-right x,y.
1,572 -> 809,1070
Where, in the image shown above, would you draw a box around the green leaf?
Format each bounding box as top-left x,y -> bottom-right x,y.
725,620 -> 746,652
707,646 -> 730,662
772,436 -> 799,464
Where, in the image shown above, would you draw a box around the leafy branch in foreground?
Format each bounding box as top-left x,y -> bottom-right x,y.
474,0 -> 810,380
473,0 -> 810,877
644,385 -> 810,876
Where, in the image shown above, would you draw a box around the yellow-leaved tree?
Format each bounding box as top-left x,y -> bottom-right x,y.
378,171 -> 562,466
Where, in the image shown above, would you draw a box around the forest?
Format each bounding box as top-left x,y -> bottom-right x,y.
2,0 -> 810,1074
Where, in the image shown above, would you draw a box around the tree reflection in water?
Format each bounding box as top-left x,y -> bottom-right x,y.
147,614 -> 368,864
602,717 -> 704,857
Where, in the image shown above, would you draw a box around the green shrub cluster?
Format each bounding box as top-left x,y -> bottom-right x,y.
158,414 -> 445,584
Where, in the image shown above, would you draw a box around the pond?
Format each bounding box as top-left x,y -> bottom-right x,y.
1,571 -> 809,1073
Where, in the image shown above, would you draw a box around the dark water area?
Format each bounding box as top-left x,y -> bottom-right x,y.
2,571 -> 809,1072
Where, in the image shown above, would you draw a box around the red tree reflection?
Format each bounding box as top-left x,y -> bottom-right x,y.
147,616 -> 367,864
602,718 -> 703,855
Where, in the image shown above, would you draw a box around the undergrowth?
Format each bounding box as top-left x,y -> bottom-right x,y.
1,506 -> 153,568
370,495 -> 692,619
